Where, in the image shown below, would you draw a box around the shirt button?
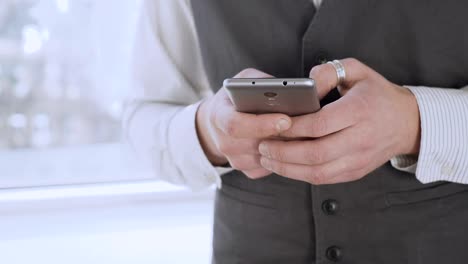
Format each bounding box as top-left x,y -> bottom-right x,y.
322,199 -> 339,215
326,246 -> 343,262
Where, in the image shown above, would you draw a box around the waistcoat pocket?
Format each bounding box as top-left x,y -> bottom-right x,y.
220,182 -> 277,210
385,182 -> 468,206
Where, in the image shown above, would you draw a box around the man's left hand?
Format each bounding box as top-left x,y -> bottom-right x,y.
258,58 -> 421,185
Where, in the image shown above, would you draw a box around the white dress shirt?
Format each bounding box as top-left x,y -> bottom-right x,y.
124,0 -> 468,190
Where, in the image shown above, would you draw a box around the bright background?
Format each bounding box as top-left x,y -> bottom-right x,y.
0,1 -> 214,263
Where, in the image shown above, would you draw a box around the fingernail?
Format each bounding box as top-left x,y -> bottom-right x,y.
260,157 -> 272,170
259,142 -> 269,157
276,118 -> 291,132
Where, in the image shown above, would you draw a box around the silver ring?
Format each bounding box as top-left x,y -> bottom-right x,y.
327,60 -> 346,86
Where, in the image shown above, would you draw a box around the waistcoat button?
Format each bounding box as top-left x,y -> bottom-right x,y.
322,199 -> 339,215
315,51 -> 329,64
326,246 -> 343,262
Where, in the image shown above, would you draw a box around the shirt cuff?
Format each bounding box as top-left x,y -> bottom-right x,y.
390,155 -> 418,174
405,86 -> 468,184
167,101 -> 231,190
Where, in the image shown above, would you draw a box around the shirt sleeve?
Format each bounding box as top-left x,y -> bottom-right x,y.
391,85 -> 468,184
123,0 -> 230,190
390,154 -> 418,174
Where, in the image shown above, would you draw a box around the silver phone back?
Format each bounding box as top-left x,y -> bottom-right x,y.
224,78 -> 320,116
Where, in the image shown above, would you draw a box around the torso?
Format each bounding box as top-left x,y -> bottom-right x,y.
191,1 -> 468,263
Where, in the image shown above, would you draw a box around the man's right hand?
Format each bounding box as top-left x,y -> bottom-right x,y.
196,68 -> 292,179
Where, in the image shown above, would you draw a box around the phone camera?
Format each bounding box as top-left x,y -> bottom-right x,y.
252,81 -> 255,85
283,81 -> 288,86
264,92 -> 278,98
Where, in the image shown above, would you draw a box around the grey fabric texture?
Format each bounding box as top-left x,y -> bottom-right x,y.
190,0 -> 468,263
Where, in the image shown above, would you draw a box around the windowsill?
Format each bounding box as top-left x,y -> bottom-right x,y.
0,143 -> 216,263
0,182 -> 215,264
0,180 -> 215,213
0,142 -> 215,210
0,143 -> 155,189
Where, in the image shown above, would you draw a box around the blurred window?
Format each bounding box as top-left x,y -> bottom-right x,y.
0,0 -> 161,189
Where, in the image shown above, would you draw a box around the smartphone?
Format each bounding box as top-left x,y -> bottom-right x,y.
224,78 -> 321,116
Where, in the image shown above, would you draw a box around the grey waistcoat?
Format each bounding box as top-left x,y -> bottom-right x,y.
190,1 -> 468,263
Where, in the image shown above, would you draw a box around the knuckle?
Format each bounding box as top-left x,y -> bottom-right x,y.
343,57 -> 361,68
343,57 -> 372,77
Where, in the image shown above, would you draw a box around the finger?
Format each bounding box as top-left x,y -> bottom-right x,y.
214,96 -> 292,138
260,154 -> 365,185
227,155 -> 262,171
279,94 -> 364,138
320,169 -> 365,185
243,167 -> 272,179
234,68 -> 273,78
325,151 -> 387,184
214,68 -> 291,138
260,129 -> 360,165
310,58 -> 371,99
217,137 -> 261,155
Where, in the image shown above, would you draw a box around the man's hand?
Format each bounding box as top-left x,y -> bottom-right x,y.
196,68 -> 292,179
258,58 -> 421,184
